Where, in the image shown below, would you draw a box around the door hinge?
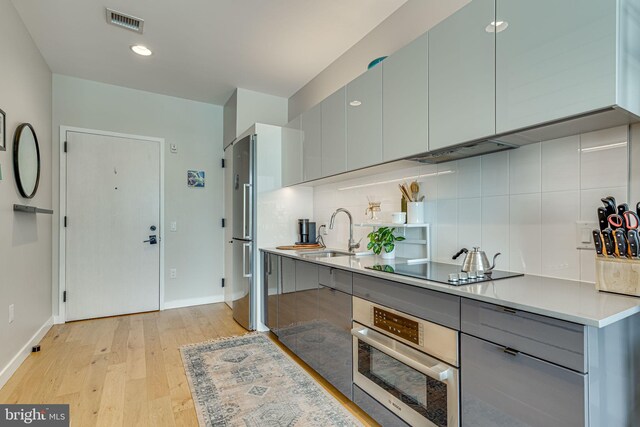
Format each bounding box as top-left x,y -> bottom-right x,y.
64,216 -> 68,227
221,278 -> 225,288
221,158 -> 225,168
63,291 -> 67,302
221,218 -> 226,228
64,141 -> 68,153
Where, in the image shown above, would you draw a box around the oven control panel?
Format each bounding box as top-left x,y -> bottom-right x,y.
373,307 -> 422,345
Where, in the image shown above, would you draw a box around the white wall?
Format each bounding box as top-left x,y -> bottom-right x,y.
52,74 -> 223,311
315,125 -> 633,283
288,0 -> 469,120
0,0 -> 52,386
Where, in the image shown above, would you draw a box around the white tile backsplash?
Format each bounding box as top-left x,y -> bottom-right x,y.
541,191 -> 581,280
481,195 -> 510,271
311,125 -> 631,283
481,151 -> 509,196
541,135 -> 580,192
580,125 -> 628,190
509,193 -> 542,274
457,157 -> 482,198
509,143 -> 541,194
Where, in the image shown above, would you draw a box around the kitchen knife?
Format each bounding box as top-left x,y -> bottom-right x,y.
597,207 -> 608,231
628,230 -> 639,258
617,203 -> 630,217
602,228 -> 615,256
592,230 -> 604,256
602,196 -> 617,217
614,228 -> 628,258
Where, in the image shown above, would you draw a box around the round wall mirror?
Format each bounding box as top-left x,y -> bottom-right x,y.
13,123 -> 40,199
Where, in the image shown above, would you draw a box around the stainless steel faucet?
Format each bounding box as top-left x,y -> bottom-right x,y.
329,208 -> 360,253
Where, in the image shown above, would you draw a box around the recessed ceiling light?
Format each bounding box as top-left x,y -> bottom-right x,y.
131,45 -> 152,56
349,100 -> 362,107
485,20 -> 509,33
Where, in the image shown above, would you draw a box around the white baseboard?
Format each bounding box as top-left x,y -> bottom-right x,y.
163,295 -> 224,310
53,315 -> 65,325
0,316 -> 53,390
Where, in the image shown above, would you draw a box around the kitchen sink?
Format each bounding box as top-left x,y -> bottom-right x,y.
298,249 -> 353,259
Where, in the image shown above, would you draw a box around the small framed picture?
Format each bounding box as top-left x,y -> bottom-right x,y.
187,170 -> 205,187
0,108 -> 5,151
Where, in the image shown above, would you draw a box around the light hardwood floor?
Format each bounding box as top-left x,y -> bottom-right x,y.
0,303 -> 376,426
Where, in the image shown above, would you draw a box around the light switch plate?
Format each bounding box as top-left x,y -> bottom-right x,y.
170,221 -> 177,232
170,144 -> 178,153
576,221 -> 598,249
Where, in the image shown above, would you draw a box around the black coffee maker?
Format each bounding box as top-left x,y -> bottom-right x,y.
297,219 -> 316,244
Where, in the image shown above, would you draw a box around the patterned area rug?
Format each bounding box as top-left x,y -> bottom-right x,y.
180,333 -> 364,427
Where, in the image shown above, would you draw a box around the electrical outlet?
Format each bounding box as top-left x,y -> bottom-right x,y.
9,304 -> 14,324
576,221 -> 598,249
320,223 -> 328,235
170,221 -> 177,232
170,268 -> 177,279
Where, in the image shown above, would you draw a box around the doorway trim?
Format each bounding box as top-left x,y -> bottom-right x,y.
58,126 -> 165,323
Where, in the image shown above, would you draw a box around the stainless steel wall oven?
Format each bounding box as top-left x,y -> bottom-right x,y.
352,297 -> 459,427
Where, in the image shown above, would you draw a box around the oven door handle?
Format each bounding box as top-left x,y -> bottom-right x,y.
352,326 -> 451,382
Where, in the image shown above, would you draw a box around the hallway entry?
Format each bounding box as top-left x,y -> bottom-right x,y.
62,129 -> 162,321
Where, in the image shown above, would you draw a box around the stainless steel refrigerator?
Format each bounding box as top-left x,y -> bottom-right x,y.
231,135 -> 255,330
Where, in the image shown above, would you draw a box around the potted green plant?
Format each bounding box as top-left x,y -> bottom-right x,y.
367,227 -> 405,259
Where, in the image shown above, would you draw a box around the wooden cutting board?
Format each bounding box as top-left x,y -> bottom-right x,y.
276,244 -> 324,250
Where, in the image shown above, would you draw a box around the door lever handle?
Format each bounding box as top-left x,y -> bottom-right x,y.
143,235 -> 158,245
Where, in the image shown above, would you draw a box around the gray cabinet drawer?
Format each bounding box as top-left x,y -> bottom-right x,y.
319,266 -> 352,294
461,334 -> 586,427
353,274 -> 460,329
461,298 -> 586,372
353,385 -> 410,427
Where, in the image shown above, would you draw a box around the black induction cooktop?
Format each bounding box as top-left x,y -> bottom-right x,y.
365,261 -> 524,285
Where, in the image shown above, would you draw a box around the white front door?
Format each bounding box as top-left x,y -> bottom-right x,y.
65,130 -> 161,321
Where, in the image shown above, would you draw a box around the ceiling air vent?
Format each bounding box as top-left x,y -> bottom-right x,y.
106,8 -> 144,33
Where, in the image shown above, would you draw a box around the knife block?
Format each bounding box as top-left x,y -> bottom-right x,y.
595,256 -> 640,297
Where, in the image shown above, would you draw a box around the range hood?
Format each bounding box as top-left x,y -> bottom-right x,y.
410,106 -> 639,164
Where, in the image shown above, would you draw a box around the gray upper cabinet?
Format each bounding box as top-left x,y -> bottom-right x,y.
321,87 -> 347,177
281,117 -> 303,187
496,0 -> 617,134
429,0 -> 496,151
383,33 -> 429,161
301,103 -> 322,182
346,65 -> 383,170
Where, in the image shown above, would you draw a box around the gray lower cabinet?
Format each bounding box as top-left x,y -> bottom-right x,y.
315,285 -> 352,399
263,252 -> 281,333
278,256 -> 297,351
461,334 -> 587,427
353,273 -> 460,329
292,260 -> 319,367
353,385 -> 410,427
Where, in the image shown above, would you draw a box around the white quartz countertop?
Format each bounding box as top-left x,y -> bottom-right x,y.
262,248 -> 640,328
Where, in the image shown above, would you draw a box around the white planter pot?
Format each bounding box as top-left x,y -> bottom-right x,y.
381,246 -> 396,259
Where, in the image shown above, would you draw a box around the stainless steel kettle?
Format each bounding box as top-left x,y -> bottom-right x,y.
453,247 -> 501,273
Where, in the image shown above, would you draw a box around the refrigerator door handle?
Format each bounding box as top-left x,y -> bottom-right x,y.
242,242 -> 252,278
243,183 -> 252,239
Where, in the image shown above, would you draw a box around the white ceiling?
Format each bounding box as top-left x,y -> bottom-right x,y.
12,0 -> 407,105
